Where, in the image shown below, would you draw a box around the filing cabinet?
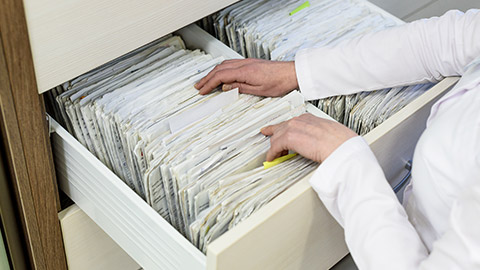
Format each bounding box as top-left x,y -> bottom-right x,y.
0,0 -> 458,269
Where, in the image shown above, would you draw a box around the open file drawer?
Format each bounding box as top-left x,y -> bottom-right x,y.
50,24 -> 458,270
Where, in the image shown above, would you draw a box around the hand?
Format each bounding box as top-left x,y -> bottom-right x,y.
261,114 -> 358,163
194,58 -> 299,96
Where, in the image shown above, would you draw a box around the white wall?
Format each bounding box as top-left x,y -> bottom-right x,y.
369,0 -> 480,21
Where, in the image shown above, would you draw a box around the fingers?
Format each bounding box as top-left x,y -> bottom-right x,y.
195,59 -> 255,94
261,123 -> 279,136
197,68 -> 247,95
195,61 -> 240,89
261,122 -> 290,161
266,135 -> 289,161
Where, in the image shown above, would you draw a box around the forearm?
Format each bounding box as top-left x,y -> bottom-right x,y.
295,9 -> 480,100
310,137 -> 428,269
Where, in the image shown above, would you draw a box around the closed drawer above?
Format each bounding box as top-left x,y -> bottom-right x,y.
23,0 -> 239,93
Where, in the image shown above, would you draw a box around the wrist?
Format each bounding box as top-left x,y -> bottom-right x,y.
287,61 -> 299,90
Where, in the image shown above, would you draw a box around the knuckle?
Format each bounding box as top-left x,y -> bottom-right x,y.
287,117 -> 300,127
220,60 -> 233,66
212,70 -> 224,81
211,65 -> 221,72
286,120 -> 295,128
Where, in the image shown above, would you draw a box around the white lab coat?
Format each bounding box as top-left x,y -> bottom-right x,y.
294,9 -> 480,269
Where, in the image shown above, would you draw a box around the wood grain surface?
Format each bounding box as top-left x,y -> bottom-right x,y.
0,0 -> 67,268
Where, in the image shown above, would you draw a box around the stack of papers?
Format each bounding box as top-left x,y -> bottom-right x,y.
315,83 -> 434,135
205,0 -> 435,134
209,0 -> 398,60
48,35 -> 317,250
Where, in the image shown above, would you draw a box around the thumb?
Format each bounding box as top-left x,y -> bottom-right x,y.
261,124 -> 277,136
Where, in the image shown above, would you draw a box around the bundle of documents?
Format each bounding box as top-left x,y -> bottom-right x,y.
315,83 -> 434,135
48,35 -> 317,250
209,0 -> 398,60
205,0 -> 435,134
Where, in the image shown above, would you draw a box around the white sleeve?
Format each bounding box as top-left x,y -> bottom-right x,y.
309,136 -> 428,269
419,183 -> 480,269
310,136 -> 480,270
295,9 -> 480,100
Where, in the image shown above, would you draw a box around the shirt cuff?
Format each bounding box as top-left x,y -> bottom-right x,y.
295,48 -> 320,101
309,136 -> 372,198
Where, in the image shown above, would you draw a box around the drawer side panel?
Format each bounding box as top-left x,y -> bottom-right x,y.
51,119 -> 206,270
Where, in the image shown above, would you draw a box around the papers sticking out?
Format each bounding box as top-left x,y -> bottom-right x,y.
47,34 -> 317,253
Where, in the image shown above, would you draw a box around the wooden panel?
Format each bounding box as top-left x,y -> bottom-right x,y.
0,132 -> 29,270
0,30 -> 46,270
59,205 -> 141,270
0,0 -> 67,268
23,0 -> 239,93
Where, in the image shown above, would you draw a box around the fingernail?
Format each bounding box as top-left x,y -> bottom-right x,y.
222,84 -> 232,91
194,83 -> 199,89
